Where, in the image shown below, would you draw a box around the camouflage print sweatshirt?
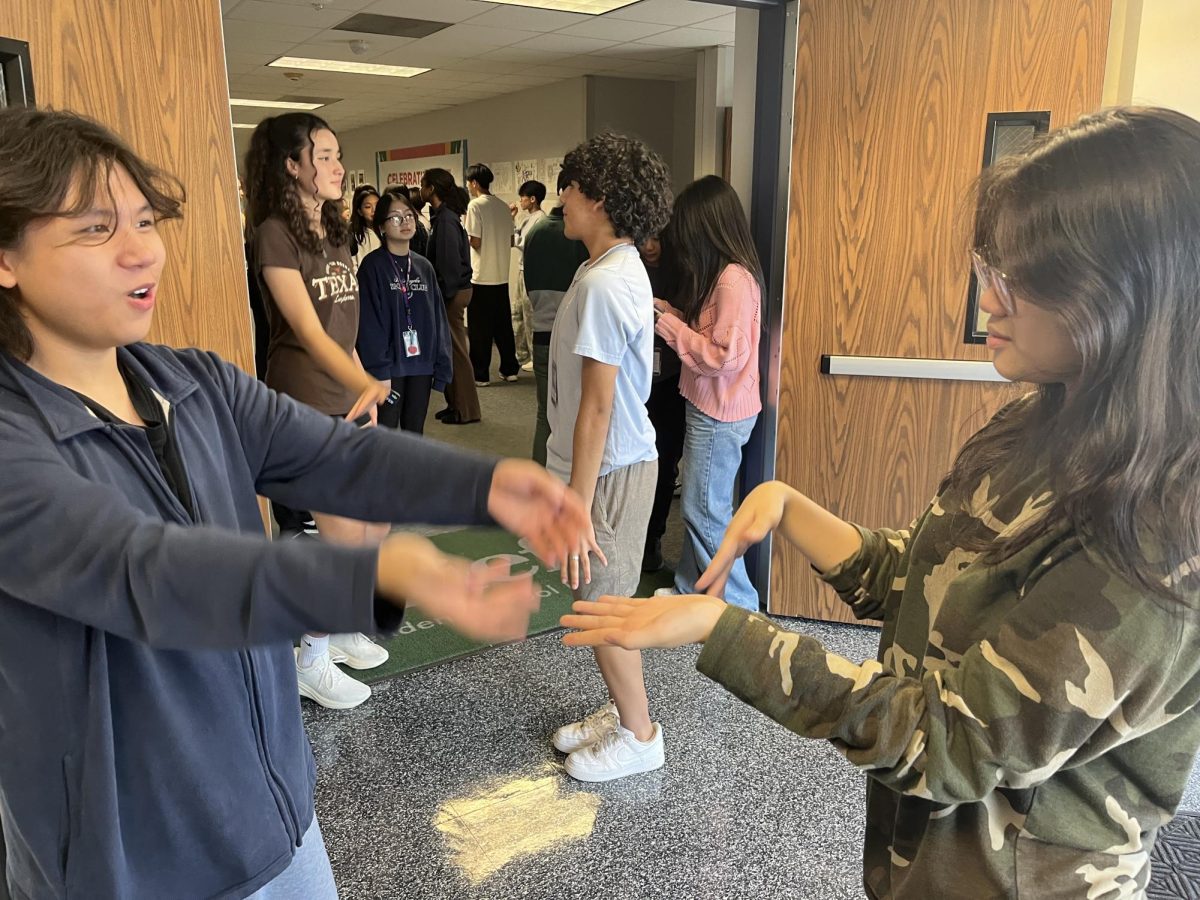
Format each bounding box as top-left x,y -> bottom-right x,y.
697,451 -> 1200,898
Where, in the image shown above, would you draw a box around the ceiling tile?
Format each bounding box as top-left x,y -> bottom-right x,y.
606,0 -> 731,26
254,0 -> 377,10
444,59 -> 532,75
226,0 -> 350,28
464,6 -> 590,32
555,17 -> 671,41
634,26 -> 724,48
510,32 -> 619,54
691,11 -> 735,32
475,45 -> 568,64
588,41 -> 684,62
223,22 -> 317,46
361,0 -> 495,22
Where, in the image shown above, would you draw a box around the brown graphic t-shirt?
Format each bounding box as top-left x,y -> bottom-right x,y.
254,216 -> 360,414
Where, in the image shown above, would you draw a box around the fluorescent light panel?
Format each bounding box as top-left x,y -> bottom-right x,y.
483,0 -> 641,13
269,57 -> 429,78
229,98 -> 325,110
232,123 -> 257,129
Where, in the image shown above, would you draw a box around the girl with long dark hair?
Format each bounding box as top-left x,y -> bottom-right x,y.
348,183 -> 380,269
245,113 -> 394,709
421,167 -> 480,425
565,107 -> 1200,897
655,175 -> 763,609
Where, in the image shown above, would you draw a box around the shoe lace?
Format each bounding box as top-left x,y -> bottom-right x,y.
582,704 -> 616,734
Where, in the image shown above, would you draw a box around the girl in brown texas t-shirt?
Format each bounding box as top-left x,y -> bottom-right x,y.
246,113 -> 393,711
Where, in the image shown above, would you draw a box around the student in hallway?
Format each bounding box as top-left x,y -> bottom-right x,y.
510,178 -> 546,370
564,107 -> 1200,898
655,176 -> 763,609
0,105 -> 589,900
356,189 -> 451,435
348,183 -> 380,272
524,171 -> 589,466
465,163 -> 520,386
547,133 -> 673,782
421,168 -> 480,425
245,113 -> 393,710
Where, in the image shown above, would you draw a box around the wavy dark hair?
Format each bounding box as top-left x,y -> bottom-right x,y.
560,132 -> 672,246
372,190 -> 418,241
349,183 -> 380,248
244,113 -> 347,254
0,107 -> 184,361
421,168 -> 469,217
943,107 -> 1200,604
662,175 -> 762,325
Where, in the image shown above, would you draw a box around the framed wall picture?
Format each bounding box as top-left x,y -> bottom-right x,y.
0,36 -> 36,108
964,111 -> 1051,343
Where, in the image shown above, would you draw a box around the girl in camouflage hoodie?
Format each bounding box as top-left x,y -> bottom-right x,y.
562,106 -> 1200,898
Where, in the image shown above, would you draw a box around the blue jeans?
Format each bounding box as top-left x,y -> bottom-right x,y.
674,401 -> 759,610
247,817 -> 338,899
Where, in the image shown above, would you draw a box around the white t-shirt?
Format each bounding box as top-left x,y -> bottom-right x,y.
546,242 -> 658,482
465,193 -> 514,285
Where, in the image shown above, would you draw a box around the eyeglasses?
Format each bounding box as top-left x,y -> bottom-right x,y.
970,249 -> 1016,316
384,213 -> 416,226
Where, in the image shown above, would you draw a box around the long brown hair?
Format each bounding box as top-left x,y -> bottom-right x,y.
945,107 -> 1200,604
0,107 -> 183,361
244,113 -> 347,254
662,175 -> 762,326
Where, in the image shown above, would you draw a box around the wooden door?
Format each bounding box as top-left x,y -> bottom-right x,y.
0,0 -> 251,370
773,0 -> 1111,622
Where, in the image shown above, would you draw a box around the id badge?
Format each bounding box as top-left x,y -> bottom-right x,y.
653,348 -> 662,377
403,329 -> 421,357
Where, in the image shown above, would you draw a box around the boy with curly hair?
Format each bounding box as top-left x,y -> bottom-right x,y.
547,132 -> 674,781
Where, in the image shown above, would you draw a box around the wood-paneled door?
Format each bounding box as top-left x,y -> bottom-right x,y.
0,0 -> 251,370
772,0 -> 1111,622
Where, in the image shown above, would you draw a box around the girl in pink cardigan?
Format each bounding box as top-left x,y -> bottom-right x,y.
654,176 -> 763,609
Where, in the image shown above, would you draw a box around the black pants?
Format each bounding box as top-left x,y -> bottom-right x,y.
378,374 -> 434,434
645,372 -> 686,545
467,282 -> 519,383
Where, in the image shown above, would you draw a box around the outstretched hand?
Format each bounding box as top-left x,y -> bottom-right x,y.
696,481 -> 790,598
487,459 -> 590,570
376,533 -> 539,643
560,593 -> 727,651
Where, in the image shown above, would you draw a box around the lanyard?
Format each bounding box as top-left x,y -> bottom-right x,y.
386,252 -> 414,331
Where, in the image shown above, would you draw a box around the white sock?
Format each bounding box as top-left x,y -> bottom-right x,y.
298,634 -> 329,668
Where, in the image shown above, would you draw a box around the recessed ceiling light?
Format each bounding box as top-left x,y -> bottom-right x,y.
229,98 -> 325,110
268,56 -> 430,78
482,0 -> 641,13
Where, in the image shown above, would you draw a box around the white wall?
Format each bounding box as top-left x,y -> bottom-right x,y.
336,78 -> 589,204
1105,0 -> 1200,120
585,75 -> 680,187
672,80 -> 697,193
729,8 -> 759,215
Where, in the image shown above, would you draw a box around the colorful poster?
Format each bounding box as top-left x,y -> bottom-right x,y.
375,140 -> 467,191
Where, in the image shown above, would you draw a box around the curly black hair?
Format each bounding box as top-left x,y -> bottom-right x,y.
560,132 -> 672,245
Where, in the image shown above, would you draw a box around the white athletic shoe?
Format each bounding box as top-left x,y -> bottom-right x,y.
552,701 -> 620,753
654,587 -> 679,597
565,724 -> 665,782
502,374 -> 520,383
327,632 -> 389,670
295,648 -> 371,710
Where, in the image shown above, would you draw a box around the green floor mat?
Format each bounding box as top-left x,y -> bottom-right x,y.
349,527 -> 675,683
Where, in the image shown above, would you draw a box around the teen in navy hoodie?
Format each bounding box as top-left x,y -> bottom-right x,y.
0,107 -> 586,900
356,190 -> 452,434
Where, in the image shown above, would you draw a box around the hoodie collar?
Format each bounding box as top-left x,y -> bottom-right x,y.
0,344 -> 200,442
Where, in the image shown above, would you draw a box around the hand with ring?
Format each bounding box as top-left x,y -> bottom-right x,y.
563,522 -> 607,591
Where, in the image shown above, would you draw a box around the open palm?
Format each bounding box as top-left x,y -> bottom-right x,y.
560,594 -> 728,650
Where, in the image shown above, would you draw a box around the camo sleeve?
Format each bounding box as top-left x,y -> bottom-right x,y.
696,546 -> 1189,805
819,504 -> 933,621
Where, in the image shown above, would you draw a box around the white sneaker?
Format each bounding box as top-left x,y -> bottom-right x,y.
654,587 -> 679,597
502,374 -> 519,383
521,361 -> 534,372
295,648 -> 371,709
475,380 -> 491,387
327,632 -> 388,670
565,724 -> 665,782
552,700 -> 620,753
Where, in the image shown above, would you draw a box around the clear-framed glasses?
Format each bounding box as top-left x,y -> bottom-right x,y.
385,213 -> 416,227
971,249 -> 1016,316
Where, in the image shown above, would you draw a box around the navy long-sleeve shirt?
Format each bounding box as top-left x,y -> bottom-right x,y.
356,248 -> 453,390
0,344 -> 497,899
426,204 -> 472,299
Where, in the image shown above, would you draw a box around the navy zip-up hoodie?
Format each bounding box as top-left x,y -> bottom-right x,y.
0,344 -> 496,899
356,249 -> 452,388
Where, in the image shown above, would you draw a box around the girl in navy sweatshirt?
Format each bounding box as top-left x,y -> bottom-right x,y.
356,190 -> 452,434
